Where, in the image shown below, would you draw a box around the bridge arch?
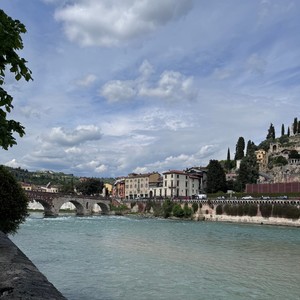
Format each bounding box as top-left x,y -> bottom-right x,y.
31,199 -> 53,216
96,202 -> 109,214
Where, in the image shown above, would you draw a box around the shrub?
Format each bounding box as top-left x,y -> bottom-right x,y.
183,203 -> 192,218
237,204 -> 244,216
260,204 -> 272,218
162,199 -> 173,218
216,204 -> 223,215
172,204 -> 184,218
0,166 -> 29,234
247,204 -> 258,217
273,204 -> 300,219
192,202 -> 198,213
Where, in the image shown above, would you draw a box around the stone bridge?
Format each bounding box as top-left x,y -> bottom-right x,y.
25,191 -> 111,217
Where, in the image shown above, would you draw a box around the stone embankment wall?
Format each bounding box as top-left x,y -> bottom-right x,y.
198,204 -> 300,227
128,202 -> 300,227
0,231 -> 66,300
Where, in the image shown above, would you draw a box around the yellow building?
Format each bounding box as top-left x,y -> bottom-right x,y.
255,149 -> 268,171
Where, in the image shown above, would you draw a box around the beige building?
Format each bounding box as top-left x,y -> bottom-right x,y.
125,172 -> 160,199
255,149 -> 268,171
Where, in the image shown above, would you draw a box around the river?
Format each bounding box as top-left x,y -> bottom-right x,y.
10,213 -> 300,300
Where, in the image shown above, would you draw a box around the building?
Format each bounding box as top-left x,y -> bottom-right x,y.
103,183 -> 113,196
185,167 -> 207,192
162,170 -> 202,198
113,177 -> 125,199
255,149 -> 268,171
149,175 -> 163,198
20,182 -> 32,191
124,172 -> 160,199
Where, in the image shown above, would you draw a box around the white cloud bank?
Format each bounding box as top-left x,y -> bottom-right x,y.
100,60 -> 197,103
55,0 -> 193,47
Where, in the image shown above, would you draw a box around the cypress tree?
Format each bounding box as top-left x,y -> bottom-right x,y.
234,137 -> 245,160
298,121 -> 300,134
225,148 -> 231,171
246,140 -> 256,157
266,123 -> 275,139
281,124 -> 285,136
287,127 -> 290,137
293,118 -> 298,135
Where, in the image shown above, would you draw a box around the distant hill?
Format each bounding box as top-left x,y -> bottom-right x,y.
3,166 -> 115,186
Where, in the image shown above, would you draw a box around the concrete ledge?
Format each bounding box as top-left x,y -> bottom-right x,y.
0,231 -> 66,299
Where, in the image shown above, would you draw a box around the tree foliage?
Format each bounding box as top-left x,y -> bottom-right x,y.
206,160 -> 227,193
293,118 -> 298,135
0,165 -> 29,234
162,198 -> 173,218
266,123 -> 275,140
75,178 -> 104,196
225,147 -> 232,171
234,137 -> 245,160
236,143 -> 259,191
0,9 -> 32,150
281,124 -> 285,136
172,204 -> 184,218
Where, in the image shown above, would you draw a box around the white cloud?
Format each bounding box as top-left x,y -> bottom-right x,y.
95,164 -> 108,173
46,125 -> 102,146
139,70 -> 196,101
100,61 -> 196,103
54,0 -> 193,47
100,80 -> 137,103
4,159 -> 26,169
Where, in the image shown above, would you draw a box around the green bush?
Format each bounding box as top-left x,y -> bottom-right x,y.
246,204 -> 258,217
237,205 -> 244,216
172,204 -> 184,218
0,166 -> 29,234
192,202 -> 198,213
216,204 -> 223,215
273,204 -> 300,219
260,204 -> 272,218
162,199 -> 173,218
183,203 -> 192,218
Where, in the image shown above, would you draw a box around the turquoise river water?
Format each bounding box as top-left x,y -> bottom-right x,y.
10,213 -> 300,300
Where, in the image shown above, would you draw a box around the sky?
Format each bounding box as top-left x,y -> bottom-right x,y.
1,0 -> 300,178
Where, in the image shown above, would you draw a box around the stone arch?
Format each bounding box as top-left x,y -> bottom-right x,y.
32,199 -> 53,216
56,199 -> 85,216
96,202 -> 110,214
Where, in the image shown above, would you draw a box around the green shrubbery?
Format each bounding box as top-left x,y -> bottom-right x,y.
192,202 -> 198,213
272,204 -> 300,219
216,204 -> 223,215
223,203 -> 258,217
260,204 -> 272,218
172,204 -> 184,218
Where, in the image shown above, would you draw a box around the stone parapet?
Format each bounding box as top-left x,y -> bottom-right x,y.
0,231 -> 66,299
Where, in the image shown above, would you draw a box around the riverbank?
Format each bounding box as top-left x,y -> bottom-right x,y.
0,231 -> 66,299
196,212 -> 300,227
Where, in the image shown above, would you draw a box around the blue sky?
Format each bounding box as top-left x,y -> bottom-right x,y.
1,0 -> 300,177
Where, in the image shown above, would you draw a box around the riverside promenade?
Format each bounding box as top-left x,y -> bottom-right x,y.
0,231 -> 66,299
